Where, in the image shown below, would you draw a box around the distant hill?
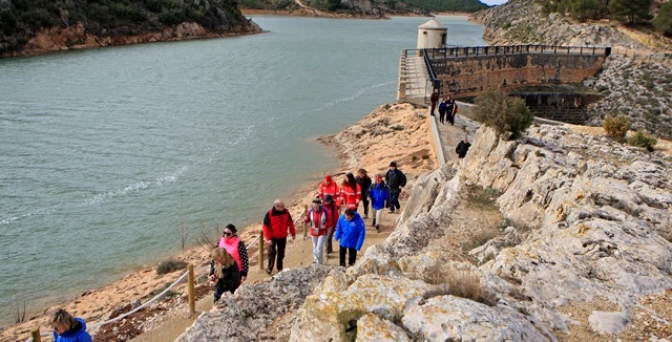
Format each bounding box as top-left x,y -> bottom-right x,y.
0,0 -> 261,57
239,0 -> 490,17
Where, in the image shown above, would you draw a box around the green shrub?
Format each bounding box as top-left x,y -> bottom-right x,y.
569,0 -> 605,21
608,0 -> 653,24
627,131 -> 657,151
156,259 -> 187,275
603,115 -> 629,142
653,2 -> 672,36
472,88 -> 534,140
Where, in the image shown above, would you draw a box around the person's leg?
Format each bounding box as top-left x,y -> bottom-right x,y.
388,191 -> 398,213
316,235 -> 326,264
312,236 -> 319,264
394,194 -> 401,211
362,197 -> 370,218
375,208 -> 383,231
439,111 -> 444,124
326,227 -> 334,254
267,239 -> 277,273
339,245 -> 347,267
348,248 -> 357,266
214,281 -> 225,302
276,237 -> 287,271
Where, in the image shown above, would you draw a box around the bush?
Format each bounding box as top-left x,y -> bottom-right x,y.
569,0 -> 605,22
472,88 -> 534,140
608,0 -> 653,24
627,131 -> 657,151
603,115 -> 629,142
653,2 -> 672,36
156,259 -> 187,275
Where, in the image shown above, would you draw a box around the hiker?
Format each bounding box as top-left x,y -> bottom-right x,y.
355,168 -> 372,219
369,174 -> 389,232
456,137 -> 471,158
430,88 -> 440,116
218,223 -> 249,282
385,161 -> 406,213
445,96 -> 457,126
339,172 -> 361,211
262,199 -> 296,275
304,197 -> 330,265
334,209 -> 366,267
438,97 -> 447,124
209,248 -> 241,302
51,308 -> 92,342
319,174 -> 341,208
323,194 -> 339,256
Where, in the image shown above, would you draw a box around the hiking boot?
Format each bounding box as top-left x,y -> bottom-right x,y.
375,224 -> 380,232
266,268 -> 272,275
372,218 -> 376,226
388,209 -> 395,214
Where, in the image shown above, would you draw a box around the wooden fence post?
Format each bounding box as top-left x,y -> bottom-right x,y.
31,328 -> 41,342
187,264 -> 195,316
259,232 -> 265,270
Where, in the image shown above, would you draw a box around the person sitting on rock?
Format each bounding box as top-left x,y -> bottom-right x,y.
334,209 -> 366,267
209,247 -> 241,302
456,137 -> 471,159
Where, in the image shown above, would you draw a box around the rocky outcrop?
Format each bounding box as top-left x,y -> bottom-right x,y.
289,124 -> 672,341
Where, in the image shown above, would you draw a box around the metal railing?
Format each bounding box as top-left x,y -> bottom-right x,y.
423,45 -> 612,60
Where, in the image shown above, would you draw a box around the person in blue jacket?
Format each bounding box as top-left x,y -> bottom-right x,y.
334,208 -> 366,267
368,173 -> 389,232
51,308 -> 92,342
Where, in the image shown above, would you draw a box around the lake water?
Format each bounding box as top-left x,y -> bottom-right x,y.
0,15 -> 485,324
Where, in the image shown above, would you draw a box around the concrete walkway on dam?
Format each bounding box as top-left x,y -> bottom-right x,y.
396,52 -> 432,106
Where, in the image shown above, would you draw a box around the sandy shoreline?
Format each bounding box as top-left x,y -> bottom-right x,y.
1,102 -> 435,341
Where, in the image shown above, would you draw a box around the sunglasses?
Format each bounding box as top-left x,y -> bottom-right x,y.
222,231 -> 232,236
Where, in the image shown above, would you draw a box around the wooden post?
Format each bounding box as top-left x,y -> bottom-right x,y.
187,264 -> 195,315
303,204 -> 308,239
259,232 -> 265,270
31,328 -> 41,342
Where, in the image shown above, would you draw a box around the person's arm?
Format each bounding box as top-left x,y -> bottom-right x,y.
320,210 -> 327,229
262,211 -> 271,241
238,241 -> 249,279
355,184 -> 362,206
334,218 -> 342,241
287,213 -> 296,238
400,171 -> 407,188
80,331 -> 93,342
456,143 -> 461,154
356,219 -> 366,251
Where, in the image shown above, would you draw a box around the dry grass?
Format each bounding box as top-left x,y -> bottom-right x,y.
466,185 -> 501,211
424,267 -> 497,306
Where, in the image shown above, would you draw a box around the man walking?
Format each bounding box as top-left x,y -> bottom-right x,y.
262,199 -> 296,275
430,88 -> 440,116
456,137 -> 471,158
385,161 -> 406,214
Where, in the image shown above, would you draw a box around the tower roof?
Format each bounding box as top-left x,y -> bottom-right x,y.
418,19 -> 445,30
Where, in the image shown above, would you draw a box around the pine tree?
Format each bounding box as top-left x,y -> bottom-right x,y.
608,0 -> 653,24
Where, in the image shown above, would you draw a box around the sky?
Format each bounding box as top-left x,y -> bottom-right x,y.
482,0 -> 508,6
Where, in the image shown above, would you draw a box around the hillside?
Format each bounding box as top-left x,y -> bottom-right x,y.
0,0 -> 262,57
470,0 -> 672,140
238,0 -> 489,18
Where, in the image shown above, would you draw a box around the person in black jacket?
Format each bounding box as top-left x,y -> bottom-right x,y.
209,248 -> 241,302
456,138 -> 471,158
384,161 -> 406,213
355,168 -> 372,219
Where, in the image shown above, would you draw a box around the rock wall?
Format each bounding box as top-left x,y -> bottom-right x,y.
289,125 -> 672,341
432,53 -> 606,97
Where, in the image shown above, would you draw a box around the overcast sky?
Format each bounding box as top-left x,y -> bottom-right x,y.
482,0 -> 508,5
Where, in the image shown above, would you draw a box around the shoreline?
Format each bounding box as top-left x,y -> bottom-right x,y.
1,102 -> 436,341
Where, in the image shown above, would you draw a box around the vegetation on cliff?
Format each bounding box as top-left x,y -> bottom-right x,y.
238,0 -> 489,17
0,0 -> 251,54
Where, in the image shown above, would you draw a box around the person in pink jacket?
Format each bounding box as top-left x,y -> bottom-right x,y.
218,224 -> 249,283
339,173 -> 361,210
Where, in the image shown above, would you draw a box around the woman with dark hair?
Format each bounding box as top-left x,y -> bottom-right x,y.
339,173 -> 361,210
51,308 -> 92,342
218,223 -> 249,283
334,208 -> 366,267
355,168 -> 372,219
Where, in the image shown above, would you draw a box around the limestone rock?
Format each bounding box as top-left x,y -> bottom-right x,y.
355,313 -> 411,342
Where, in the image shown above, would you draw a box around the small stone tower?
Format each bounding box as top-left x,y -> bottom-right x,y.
417,19 -> 447,56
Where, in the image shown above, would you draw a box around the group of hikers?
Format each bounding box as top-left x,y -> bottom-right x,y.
206,161 -> 407,303
431,88 -> 472,159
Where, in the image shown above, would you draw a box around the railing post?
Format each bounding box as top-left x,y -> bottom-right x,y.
258,232 -> 265,270
187,264 -> 195,315
31,328 -> 41,342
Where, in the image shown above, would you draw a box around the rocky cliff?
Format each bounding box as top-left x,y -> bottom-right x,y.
175,119 -> 672,341
469,0 -> 672,140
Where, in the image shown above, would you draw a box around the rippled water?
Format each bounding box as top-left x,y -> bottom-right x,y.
0,15 -> 484,323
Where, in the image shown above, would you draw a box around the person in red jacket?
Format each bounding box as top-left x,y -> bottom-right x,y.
339,173 -> 361,210
319,174 -> 341,207
262,199 -> 296,275
304,197 -> 329,265
323,194 -> 339,256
